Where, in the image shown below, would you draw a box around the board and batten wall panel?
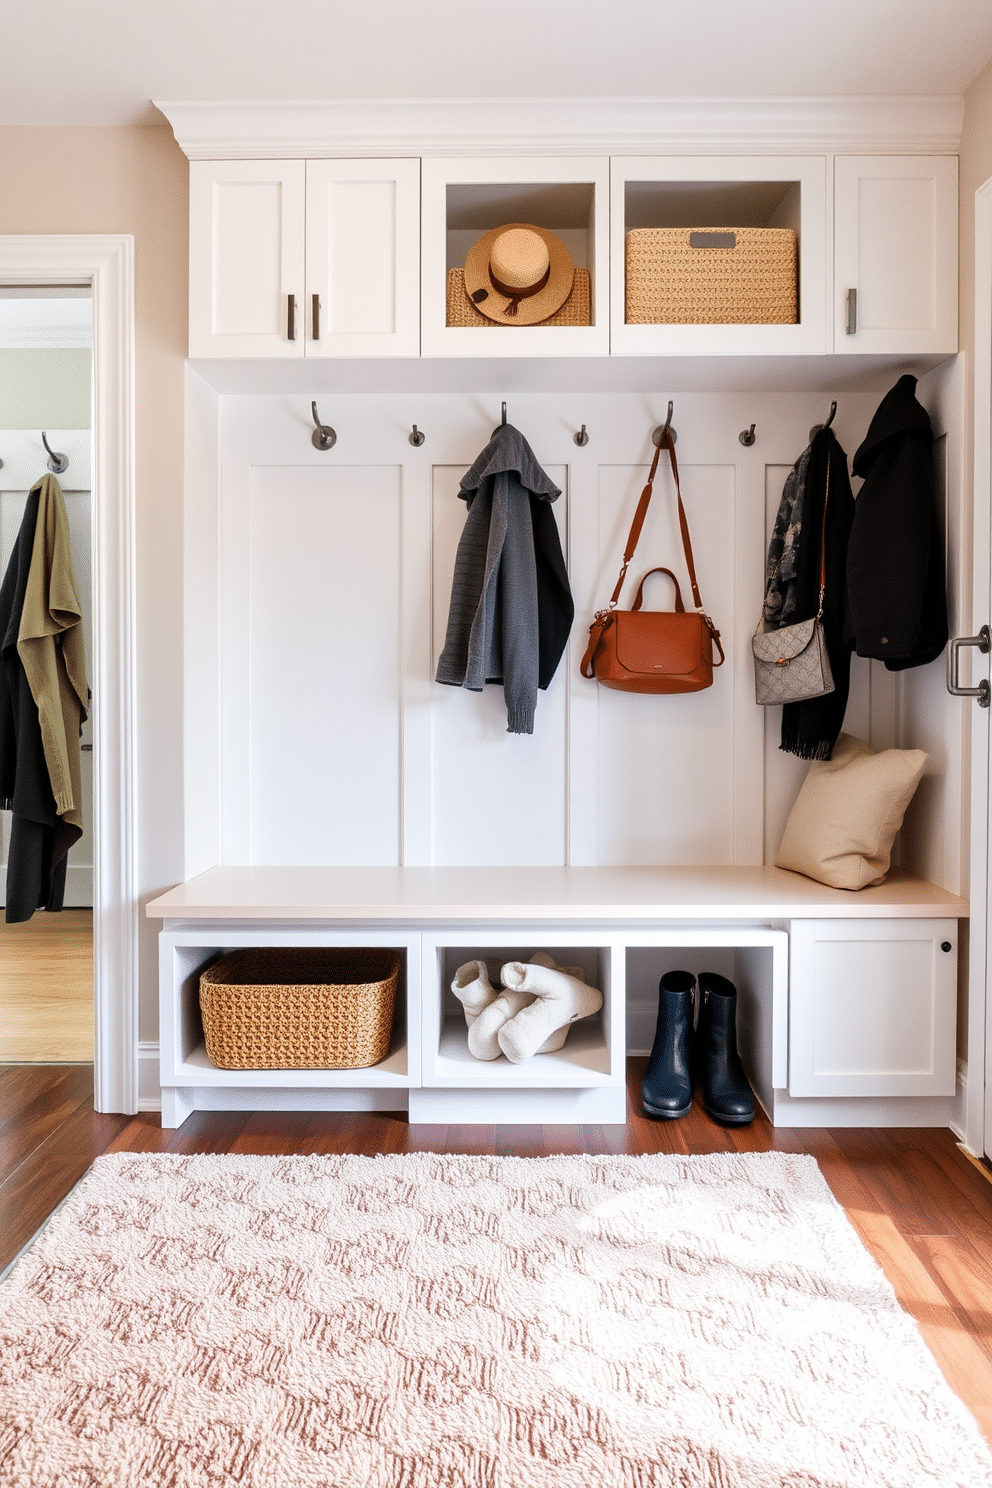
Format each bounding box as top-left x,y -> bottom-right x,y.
593,461 -> 740,865
430,462 -> 569,866
219,438 -> 403,866
247,465 -> 402,865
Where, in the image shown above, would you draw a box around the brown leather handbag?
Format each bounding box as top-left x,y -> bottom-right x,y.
580,430 -> 725,694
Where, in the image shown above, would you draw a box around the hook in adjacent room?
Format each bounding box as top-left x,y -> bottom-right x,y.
311,401 -> 336,451
41,432 -> 69,474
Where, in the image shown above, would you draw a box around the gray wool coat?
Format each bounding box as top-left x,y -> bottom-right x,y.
435,423 -> 570,734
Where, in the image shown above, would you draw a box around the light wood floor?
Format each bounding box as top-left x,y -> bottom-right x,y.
2,1060 -> 991,1446
0,910 -> 93,1061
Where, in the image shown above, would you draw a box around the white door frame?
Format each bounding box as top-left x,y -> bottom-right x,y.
0,235 -> 138,1114
967,179 -> 992,1158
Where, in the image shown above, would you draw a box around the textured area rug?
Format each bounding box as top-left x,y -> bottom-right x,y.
2,1151 -> 991,1488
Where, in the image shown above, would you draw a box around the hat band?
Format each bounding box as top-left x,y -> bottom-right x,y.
487,264 -> 551,317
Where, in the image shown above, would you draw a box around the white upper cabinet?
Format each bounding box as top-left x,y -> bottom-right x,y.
833,155 -> 958,354
187,150 -> 959,363
420,156 -> 610,357
188,158 -> 420,358
189,160 -> 306,358
609,156 -> 828,356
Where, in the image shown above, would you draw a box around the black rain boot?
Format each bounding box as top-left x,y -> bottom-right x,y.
642,971 -> 695,1119
696,972 -> 755,1126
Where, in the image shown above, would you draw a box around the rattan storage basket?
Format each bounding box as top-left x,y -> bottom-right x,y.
199,947 -> 400,1070
446,266 -> 591,327
625,227 -> 797,325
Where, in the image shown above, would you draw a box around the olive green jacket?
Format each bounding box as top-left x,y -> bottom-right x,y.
17,474 -> 88,827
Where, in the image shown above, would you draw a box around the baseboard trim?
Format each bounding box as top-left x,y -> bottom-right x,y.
138,1042 -> 162,1111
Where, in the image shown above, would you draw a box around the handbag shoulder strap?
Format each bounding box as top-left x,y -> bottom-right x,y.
607,430 -> 705,612
815,445 -> 831,620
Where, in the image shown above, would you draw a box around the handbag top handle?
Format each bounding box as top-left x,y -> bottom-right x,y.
630,566 -> 686,612
607,429 -> 706,614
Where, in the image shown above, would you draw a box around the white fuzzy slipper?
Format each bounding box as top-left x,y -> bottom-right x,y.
497,956 -> 603,1063
450,960 -> 499,1027
467,988 -> 533,1060
465,953 -> 575,1060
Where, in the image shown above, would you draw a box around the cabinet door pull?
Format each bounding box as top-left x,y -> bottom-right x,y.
312,294 -> 321,340
846,287 -> 858,336
287,293 -> 297,341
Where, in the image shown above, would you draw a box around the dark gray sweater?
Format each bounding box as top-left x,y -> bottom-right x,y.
435,423 -> 572,734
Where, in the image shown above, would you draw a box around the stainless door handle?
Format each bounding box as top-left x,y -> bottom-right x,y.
947,625 -> 991,706
846,287 -> 858,335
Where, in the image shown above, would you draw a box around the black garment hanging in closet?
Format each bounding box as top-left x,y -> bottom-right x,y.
778,426 -> 856,760
845,374 -> 948,670
0,486 -> 80,921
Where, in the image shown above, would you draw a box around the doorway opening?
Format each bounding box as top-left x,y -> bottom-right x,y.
0,283 -> 94,1062
0,235 -> 136,1113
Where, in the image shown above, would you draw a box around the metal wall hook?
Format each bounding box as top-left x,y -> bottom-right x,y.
310,401 -> 336,451
574,424 -> 589,447
739,423 -> 756,447
501,401 -> 507,427
41,431 -> 69,474
809,400 -> 837,445
409,424 -> 425,447
651,401 -> 677,447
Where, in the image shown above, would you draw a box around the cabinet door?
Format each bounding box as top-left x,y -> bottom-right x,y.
189,160 -> 306,358
788,918 -> 957,1098
833,156 -> 958,354
305,159 -> 420,357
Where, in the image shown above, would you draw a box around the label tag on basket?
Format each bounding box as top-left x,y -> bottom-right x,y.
689,231 -> 737,249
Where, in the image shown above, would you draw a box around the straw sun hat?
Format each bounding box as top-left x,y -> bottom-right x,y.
463,223 -> 575,326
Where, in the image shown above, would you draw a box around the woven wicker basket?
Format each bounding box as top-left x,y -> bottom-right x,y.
446,266 -> 591,327
625,227 -> 797,325
199,947 -> 400,1070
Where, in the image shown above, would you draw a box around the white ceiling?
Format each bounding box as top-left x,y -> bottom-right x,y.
2,0 -> 992,128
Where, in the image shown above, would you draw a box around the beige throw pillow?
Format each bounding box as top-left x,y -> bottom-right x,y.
775,732 -> 927,890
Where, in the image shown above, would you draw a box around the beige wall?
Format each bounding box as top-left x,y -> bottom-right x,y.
0,125 -> 189,1045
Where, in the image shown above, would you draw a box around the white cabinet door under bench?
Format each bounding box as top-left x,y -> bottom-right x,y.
788,918 -> 957,1099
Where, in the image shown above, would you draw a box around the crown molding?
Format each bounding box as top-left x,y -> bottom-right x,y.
155,95 -> 964,161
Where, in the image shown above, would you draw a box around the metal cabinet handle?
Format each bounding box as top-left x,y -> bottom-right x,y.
287,294 -> 297,341
947,625 -> 991,707
846,288 -> 858,336
312,294 -> 321,340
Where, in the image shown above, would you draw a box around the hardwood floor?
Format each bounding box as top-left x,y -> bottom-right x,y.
0,909 -> 93,1061
3,1057 -> 992,1443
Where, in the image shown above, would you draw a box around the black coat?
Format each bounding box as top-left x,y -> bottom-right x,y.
0,488 -> 78,922
845,374 -> 948,670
